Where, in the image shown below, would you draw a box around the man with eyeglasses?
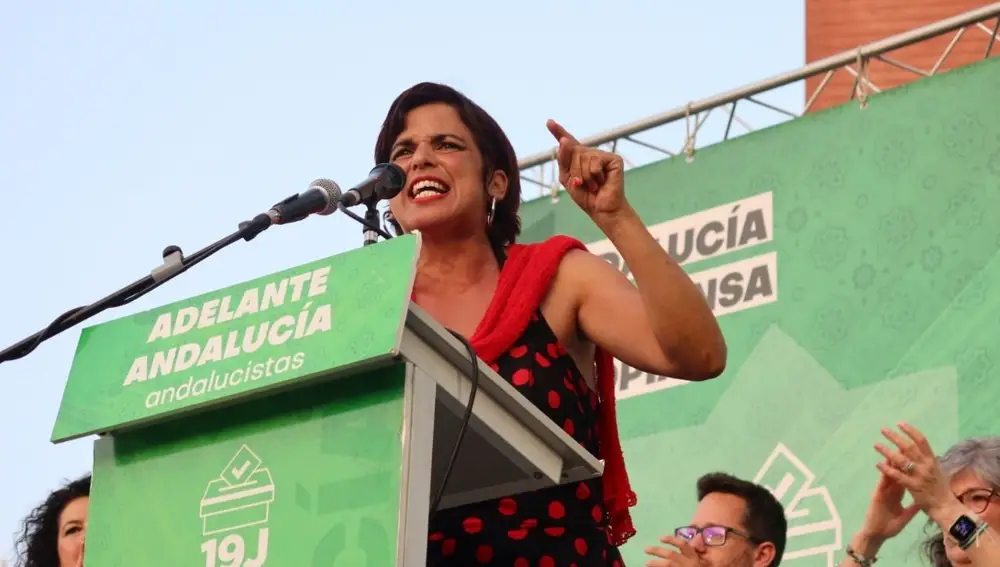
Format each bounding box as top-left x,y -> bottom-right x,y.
645,472 -> 787,567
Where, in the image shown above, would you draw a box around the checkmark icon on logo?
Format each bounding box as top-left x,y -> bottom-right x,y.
220,445 -> 264,487
231,460 -> 252,480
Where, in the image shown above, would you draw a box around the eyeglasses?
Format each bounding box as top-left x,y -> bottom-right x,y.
956,488 -> 998,514
674,525 -> 754,547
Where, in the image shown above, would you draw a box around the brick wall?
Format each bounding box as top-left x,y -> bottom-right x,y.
805,0 -> 997,112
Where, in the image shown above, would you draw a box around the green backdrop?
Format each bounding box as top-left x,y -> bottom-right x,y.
519,56 -> 1000,566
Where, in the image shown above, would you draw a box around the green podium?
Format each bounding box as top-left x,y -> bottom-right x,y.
51,234 -> 603,566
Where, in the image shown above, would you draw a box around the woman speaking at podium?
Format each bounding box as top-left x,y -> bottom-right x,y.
374,83 -> 727,566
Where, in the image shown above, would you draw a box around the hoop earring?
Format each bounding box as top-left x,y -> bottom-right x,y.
487,197 -> 497,228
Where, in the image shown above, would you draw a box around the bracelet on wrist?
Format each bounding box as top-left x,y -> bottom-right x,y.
844,545 -> 878,566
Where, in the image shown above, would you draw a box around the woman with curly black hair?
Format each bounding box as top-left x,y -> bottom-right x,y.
14,474 -> 91,567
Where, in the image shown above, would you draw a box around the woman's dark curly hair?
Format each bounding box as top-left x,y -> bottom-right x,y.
14,474 -> 91,567
374,82 -> 522,248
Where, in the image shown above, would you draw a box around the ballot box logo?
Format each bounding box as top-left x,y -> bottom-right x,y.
754,443 -> 842,567
201,444 -> 275,535
199,445 -> 274,567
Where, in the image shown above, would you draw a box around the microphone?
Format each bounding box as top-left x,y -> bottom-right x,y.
239,179 -> 343,241
339,163 -> 406,207
266,179 -> 343,226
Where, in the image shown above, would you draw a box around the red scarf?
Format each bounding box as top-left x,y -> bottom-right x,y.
468,235 -> 637,546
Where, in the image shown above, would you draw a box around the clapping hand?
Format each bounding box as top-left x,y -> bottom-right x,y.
874,422 -> 954,516
858,471 -> 922,545
645,535 -> 707,567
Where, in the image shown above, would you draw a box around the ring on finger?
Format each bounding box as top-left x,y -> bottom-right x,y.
902,461 -> 916,474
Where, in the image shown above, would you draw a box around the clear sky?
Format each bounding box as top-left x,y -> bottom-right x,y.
0,1 -> 803,560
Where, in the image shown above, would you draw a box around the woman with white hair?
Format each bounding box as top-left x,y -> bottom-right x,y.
840,426 -> 999,566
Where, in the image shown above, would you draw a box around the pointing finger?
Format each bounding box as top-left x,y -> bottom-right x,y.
547,119 -> 580,145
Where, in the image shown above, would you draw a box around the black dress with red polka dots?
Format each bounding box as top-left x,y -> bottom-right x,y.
426,311 -> 626,567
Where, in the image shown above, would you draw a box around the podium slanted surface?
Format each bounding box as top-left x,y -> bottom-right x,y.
52,234 -> 602,566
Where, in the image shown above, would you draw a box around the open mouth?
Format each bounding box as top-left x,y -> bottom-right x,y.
409,177 -> 450,201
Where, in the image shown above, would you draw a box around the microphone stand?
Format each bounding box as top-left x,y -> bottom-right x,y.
362,199 -> 381,247
0,199 -> 396,365
0,213 -> 276,366
335,201 -> 393,247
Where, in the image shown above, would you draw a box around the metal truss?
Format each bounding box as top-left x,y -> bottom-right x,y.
518,3 -> 1000,203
